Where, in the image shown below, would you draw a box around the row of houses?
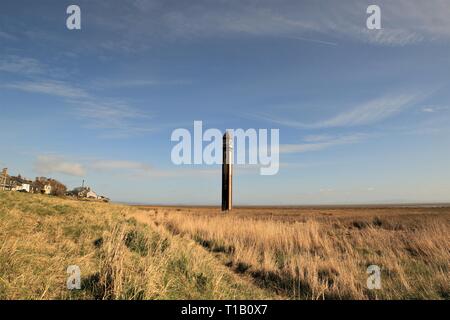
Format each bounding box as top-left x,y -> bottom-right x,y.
1,168 -> 109,202
1,169 -> 56,194
0,172 -> 32,192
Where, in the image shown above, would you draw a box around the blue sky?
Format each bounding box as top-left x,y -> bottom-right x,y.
1,0 -> 450,205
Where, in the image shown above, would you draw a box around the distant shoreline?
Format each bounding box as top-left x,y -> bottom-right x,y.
126,203 -> 450,209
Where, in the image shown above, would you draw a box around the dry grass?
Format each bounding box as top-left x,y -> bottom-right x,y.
150,206 -> 450,300
0,192 -> 275,300
1,191 -> 448,300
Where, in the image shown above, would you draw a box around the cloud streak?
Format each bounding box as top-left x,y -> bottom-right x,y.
280,133 -> 369,154
0,55 -> 45,75
92,78 -> 191,89
31,155 -> 219,179
0,31 -> 16,40
314,94 -> 420,128
71,99 -> 154,137
124,0 -> 450,47
3,0 -> 450,58
1,73 -> 154,138
34,155 -> 86,177
3,80 -> 88,98
255,92 -> 425,129
90,160 -> 153,173
89,159 -> 219,178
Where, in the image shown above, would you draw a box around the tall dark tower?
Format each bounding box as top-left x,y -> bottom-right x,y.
222,132 -> 233,211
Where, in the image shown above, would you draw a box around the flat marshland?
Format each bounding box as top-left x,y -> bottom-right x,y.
1,192 -> 449,300
144,205 -> 450,299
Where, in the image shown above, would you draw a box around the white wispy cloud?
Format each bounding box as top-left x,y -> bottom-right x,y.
314,94 -> 420,128
34,155 -> 86,177
255,92 -> 424,129
394,113 -> 450,136
71,100 -> 153,135
282,35 -> 338,47
92,78 -> 191,89
0,52 -> 156,138
88,159 -> 219,178
280,133 -> 369,154
302,134 -> 335,143
0,55 -> 45,75
90,160 -> 153,173
3,80 -> 88,98
1,74 -> 154,138
421,106 -> 449,113
358,28 -> 424,46
0,31 -> 16,40
34,154 -> 214,180
4,1 -> 449,55
125,0 -> 450,47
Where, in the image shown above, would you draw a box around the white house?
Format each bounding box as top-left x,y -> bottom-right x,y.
43,185 -> 52,195
86,190 -> 99,199
12,184 -> 29,192
18,183 -> 31,193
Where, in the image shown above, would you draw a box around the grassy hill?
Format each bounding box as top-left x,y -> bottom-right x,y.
0,192 -> 276,300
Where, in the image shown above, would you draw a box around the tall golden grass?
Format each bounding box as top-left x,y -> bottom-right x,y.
154,209 -> 449,299
0,192 -> 274,300
1,191 -> 448,300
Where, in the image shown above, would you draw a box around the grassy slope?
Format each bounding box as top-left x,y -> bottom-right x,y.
0,192 -> 276,300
